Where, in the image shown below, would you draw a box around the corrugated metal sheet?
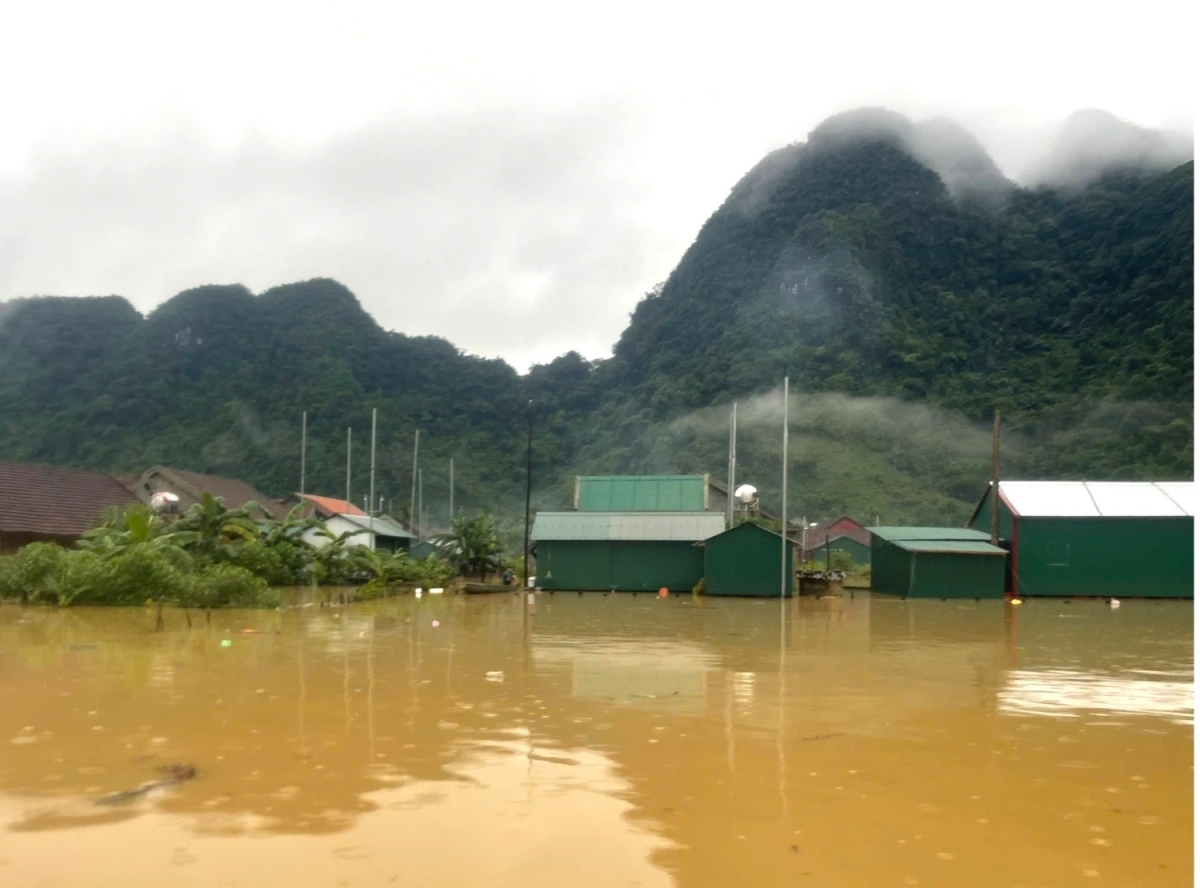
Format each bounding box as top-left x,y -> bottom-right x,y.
341,514 -> 417,540
1001,481 -> 1194,517
892,540 -> 1007,555
532,511 -> 725,542
575,475 -> 708,512
870,526 -> 993,542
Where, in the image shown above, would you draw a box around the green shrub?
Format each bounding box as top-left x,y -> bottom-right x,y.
73,546 -> 189,606
186,564 -> 278,609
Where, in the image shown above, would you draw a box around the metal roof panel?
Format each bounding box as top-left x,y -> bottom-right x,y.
870,526 -> 993,542
893,540 -> 1007,555
532,511 -> 725,542
999,481 -> 1194,517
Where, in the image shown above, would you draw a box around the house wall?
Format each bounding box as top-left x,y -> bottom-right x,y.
1014,516 -> 1193,599
969,488 -> 1015,541
869,538 -> 910,596
537,540 -> 704,592
705,524 -> 793,597
823,537 -> 871,565
301,515 -> 374,550
910,552 -> 1006,599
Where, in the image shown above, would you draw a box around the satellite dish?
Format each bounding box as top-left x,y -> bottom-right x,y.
149,491 -> 180,513
734,484 -> 758,504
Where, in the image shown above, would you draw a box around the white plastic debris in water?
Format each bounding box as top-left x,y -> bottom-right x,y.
415,588 -> 423,598
430,587 -> 444,595
486,671 -> 504,683
1110,599 -> 1121,608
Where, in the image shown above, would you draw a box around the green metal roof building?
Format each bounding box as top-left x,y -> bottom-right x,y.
869,527 -> 1007,599
702,522 -> 798,597
574,474 -> 711,512
531,511 -> 725,592
969,481 -> 1194,599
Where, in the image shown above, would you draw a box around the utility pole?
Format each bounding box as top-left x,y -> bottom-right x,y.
410,430 -> 420,527
991,409 -> 1001,547
300,410 -> 307,495
367,410 -> 376,547
449,458 -> 455,521
345,427 -> 352,505
780,379 -> 789,599
727,402 -> 738,528
417,468 -> 424,541
523,400 -> 534,589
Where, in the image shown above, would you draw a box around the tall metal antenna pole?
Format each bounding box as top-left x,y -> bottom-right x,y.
724,403 -> 734,528
369,408 -> 377,522
449,458 -> 455,520
300,410 -> 307,495
522,400 -> 534,589
410,430 -> 420,526
345,427 -> 352,505
780,379 -> 789,600
991,409 -> 1001,546
417,468 -> 424,542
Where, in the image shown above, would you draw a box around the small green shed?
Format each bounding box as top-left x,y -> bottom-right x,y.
531,511 -> 725,592
703,522 -> 798,597
969,481 -> 1194,599
870,527 -> 1007,599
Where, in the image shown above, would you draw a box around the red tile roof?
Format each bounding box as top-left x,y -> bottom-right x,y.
139,467 -> 289,520
0,461 -> 138,536
298,493 -> 367,517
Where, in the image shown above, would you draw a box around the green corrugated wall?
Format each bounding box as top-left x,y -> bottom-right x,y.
972,493 -> 1193,598
1014,516 -> 1193,598
870,537 -> 911,596
908,550 -> 1006,599
536,540 -> 704,592
822,537 -> 871,565
870,538 -> 1005,598
704,523 -> 794,597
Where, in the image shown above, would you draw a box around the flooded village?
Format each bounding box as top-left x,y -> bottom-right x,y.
0,457 -> 1193,887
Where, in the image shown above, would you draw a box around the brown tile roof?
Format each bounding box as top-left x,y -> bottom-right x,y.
298,493 -> 367,517
0,461 -> 138,536
141,467 -> 289,520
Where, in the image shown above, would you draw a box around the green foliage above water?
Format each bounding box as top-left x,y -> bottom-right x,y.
0,497 -> 461,607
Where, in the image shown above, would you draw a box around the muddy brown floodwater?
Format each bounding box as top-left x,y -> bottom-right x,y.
0,593 -> 1192,887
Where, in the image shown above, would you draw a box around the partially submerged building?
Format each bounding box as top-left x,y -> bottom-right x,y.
969,481 -> 1193,599
532,511 -> 725,592
804,515 -> 872,565
0,461 -> 137,553
121,465 -> 288,520
869,527 -> 1007,599
293,494 -> 416,553
701,521 -> 798,597
535,475 -> 724,591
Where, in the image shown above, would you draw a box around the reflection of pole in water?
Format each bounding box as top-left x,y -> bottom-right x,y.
724,671 -> 736,786
343,615 -> 352,732
1004,599 -> 1018,669
778,599 -> 789,818
297,620 -> 308,754
367,614 -> 376,762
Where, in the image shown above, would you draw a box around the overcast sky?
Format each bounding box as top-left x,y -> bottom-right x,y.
1,0 -> 1193,371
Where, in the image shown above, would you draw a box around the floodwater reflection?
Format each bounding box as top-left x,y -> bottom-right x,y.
0,593 -> 1192,887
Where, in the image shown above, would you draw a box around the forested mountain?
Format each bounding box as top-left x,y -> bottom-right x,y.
0,109 -> 1192,531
